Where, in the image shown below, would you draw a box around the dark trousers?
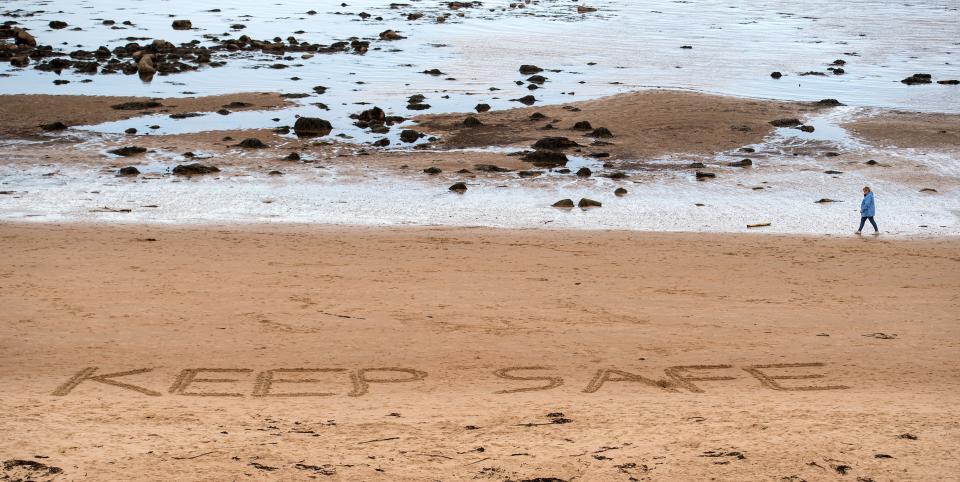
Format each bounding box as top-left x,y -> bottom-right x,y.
858,216 -> 878,232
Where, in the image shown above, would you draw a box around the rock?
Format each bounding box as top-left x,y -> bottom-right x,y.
688,162 -> 706,169
172,20 -> 193,30
919,188 -> 937,193
529,112 -> 546,121
463,116 -> 483,127
533,137 -> 579,150
799,125 -> 815,132
824,170 -> 843,174
511,95 -> 537,105
118,166 -> 140,176
740,147 -> 756,153
379,29 -> 405,40
572,121 -> 592,130
112,101 -> 162,111
747,223 -> 771,228
517,170 -> 542,178
727,159 -> 753,167
815,198 -> 839,203
576,167 -> 592,177
695,171 -> 716,180
578,5 -> 598,13
865,159 -> 879,165
400,130 -> 422,143
522,150 -> 568,167
606,171 -> 628,179
474,164 -> 511,172
589,127 -> 614,138
901,73 -> 932,85
237,138 -> 267,148
285,152 -> 301,161
578,198 -> 601,208
614,187 -> 628,196
293,117 -> 332,137
422,68 -> 444,75
816,98 -> 845,106
527,74 -> 547,84
770,118 -> 801,127
136,54 -> 156,79
408,94 -> 427,104
449,182 -> 468,192
169,112 -> 203,119
268,170 -> 283,176
49,21 -> 68,29
519,64 -> 543,75
108,146 -> 147,156
590,152 -> 609,158
424,167 -> 442,174
475,103 -> 491,113
373,138 -> 390,147
355,106 -> 386,123
150,39 -> 175,51
125,128 -> 137,134
552,199 -> 575,208
41,121 -> 67,131
9,56 -> 29,68
770,71 -> 782,79
173,163 -> 219,175
937,79 -> 959,85
14,28 -> 37,47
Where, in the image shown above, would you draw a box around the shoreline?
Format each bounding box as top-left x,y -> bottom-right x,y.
1,88 -> 957,236
1,220 -> 956,240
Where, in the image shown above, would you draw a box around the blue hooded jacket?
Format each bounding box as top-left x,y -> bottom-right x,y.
860,191 -> 875,218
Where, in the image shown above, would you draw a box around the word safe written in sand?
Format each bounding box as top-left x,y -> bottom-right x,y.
51,363 -> 849,397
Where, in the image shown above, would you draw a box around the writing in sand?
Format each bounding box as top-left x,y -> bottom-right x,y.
51,362 -> 849,398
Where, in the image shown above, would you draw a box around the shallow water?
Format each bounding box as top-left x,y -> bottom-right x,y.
1,158 -> 956,235
2,0 -> 959,133
2,112 -> 958,235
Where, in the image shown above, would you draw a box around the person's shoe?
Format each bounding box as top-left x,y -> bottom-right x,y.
855,231 -> 862,235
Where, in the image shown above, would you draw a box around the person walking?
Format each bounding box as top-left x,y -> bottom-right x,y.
856,186 -> 878,235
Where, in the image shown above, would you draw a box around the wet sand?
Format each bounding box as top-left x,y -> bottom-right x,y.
0,92 -> 291,138
416,90 -> 821,159
843,112 -> 960,150
1,222 -> 958,481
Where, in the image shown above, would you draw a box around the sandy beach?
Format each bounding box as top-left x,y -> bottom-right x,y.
1,223 -> 958,481
2,1 -> 959,480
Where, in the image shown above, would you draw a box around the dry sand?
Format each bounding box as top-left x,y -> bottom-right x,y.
1,223 -> 958,481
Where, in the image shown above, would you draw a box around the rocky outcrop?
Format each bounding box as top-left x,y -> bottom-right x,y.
173,163 -> 220,175
532,137 -> 578,150
108,146 -> 147,156
522,150 -> 568,167
237,138 -> 267,148
293,117 -> 332,137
